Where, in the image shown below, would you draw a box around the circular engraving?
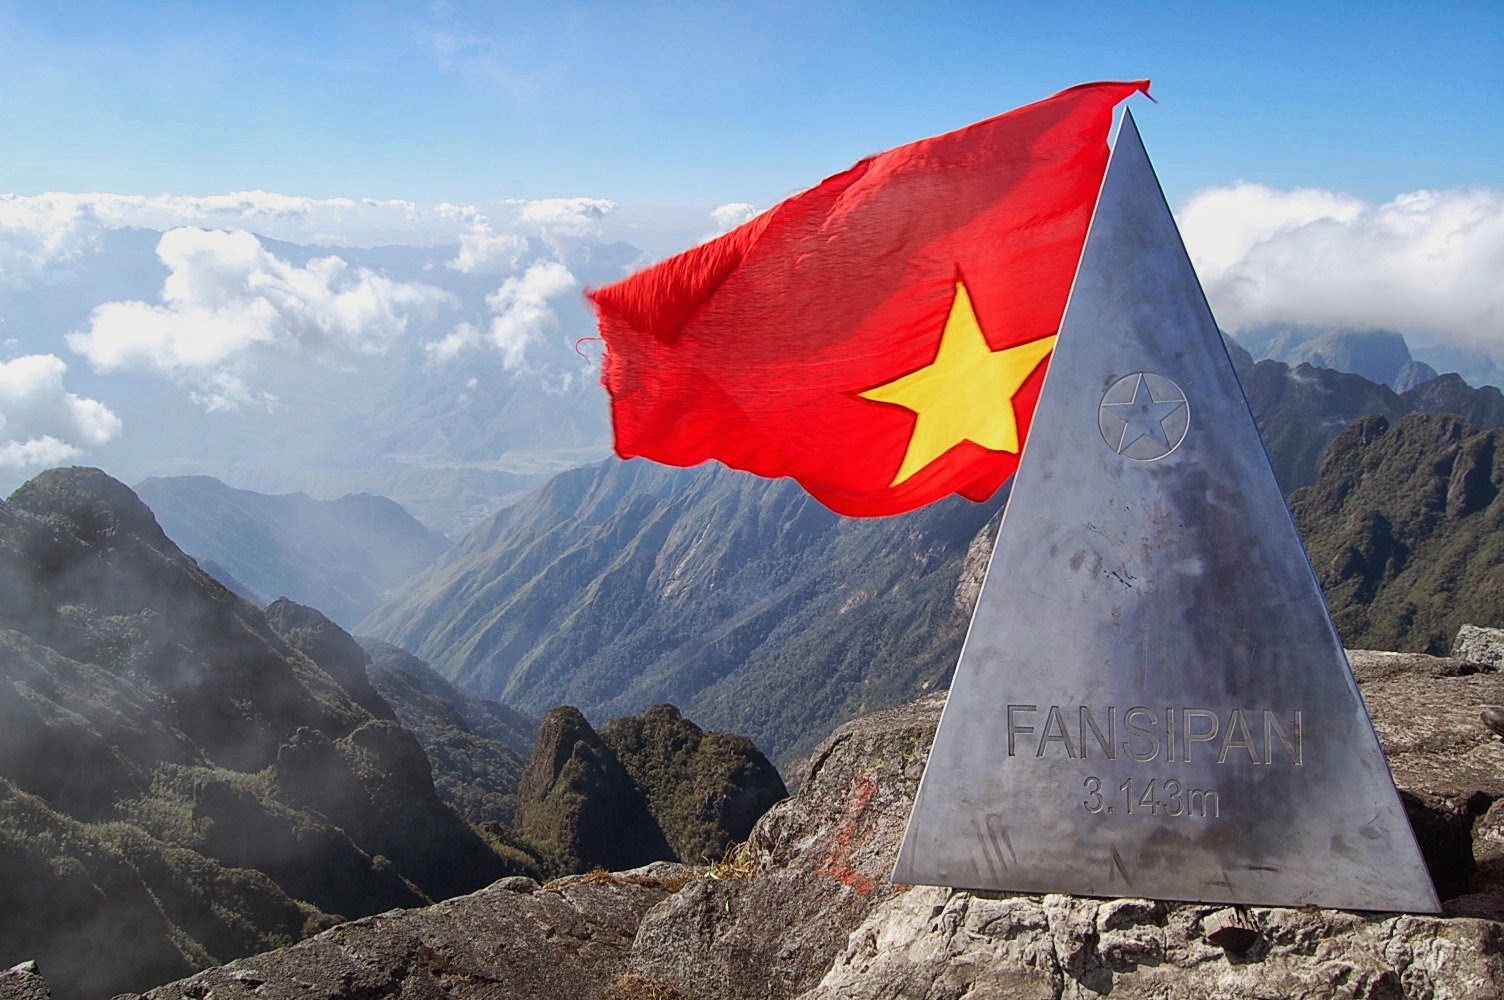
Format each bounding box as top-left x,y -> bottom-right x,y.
1099,372 -> 1190,461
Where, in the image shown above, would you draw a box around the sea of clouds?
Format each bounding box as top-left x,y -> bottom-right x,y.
0,182 -> 1499,478
0,191 -> 734,479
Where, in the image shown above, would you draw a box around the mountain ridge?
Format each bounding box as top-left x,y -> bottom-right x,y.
134,475 -> 450,628
362,360 -> 1504,773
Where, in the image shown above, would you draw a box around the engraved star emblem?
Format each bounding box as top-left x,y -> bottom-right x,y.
859,280 -> 1056,487
1101,372 -> 1187,455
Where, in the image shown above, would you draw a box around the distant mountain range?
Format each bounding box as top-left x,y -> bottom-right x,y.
1231,323 -> 1504,394
359,457 -> 1000,771
134,476 -> 451,628
1234,326 -> 1432,389
360,358 -> 1504,772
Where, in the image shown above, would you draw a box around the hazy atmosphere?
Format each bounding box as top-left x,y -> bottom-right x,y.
1,1 -> 1499,521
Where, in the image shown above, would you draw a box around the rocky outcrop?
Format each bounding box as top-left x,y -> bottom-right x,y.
601,704 -> 788,865
1349,648 -> 1504,910
629,694 -> 938,998
92,644 -> 1504,999
0,962 -> 50,1000
626,649 -> 1504,999
121,869 -> 689,1000
804,889 -> 1502,999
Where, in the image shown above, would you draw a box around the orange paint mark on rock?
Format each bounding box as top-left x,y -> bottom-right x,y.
817,776 -> 880,896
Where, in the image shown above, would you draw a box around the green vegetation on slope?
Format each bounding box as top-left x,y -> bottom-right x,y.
0,468 -> 523,999
514,704 -> 786,874
362,637 -> 538,825
362,459 -> 1000,771
1291,413 -> 1504,652
601,704 -> 787,864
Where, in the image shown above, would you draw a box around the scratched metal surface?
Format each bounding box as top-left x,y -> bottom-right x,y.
892,111 -> 1438,912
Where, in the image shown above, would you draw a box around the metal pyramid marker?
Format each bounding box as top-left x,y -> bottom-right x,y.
892,111 -> 1439,912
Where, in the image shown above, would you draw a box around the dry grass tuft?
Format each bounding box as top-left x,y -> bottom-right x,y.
705,841 -> 756,880
546,843 -> 756,893
603,972 -> 686,1000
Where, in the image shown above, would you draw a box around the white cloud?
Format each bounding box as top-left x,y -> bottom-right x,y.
447,222 -> 528,274
1180,183 -> 1504,355
711,202 -> 758,231
188,372 -> 278,414
0,191 -> 610,262
424,321 -> 483,364
0,436 -> 81,470
515,197 -> 617,239
0,191 -> 433,269
68,227 -> 453,376
0,193 -> 101,282
0,353 -> 121,470
0,191 -> 719,288
484,261 -> 579,372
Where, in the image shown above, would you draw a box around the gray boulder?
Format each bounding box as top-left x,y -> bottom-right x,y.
0,963 -> 49,1000
1456,624 -> 1504,668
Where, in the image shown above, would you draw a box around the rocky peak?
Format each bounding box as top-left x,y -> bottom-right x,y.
1394,358 -> 1439,392
601,704 -> 787,864
8,467 -> 170,550
515,706 -> 672,872
1401,372 -> 1504,429
514,704 -> 786,875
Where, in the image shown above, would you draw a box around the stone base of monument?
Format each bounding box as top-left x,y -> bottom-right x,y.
628,642 -> 1503,999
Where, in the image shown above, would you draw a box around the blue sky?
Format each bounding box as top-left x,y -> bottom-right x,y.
1,1 -> 1499,209
0,1 -> 1500,490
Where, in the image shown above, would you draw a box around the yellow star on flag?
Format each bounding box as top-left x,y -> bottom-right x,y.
860,280 -> 1057,487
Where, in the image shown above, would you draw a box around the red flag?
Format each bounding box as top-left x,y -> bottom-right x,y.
588,80 -> 1150,517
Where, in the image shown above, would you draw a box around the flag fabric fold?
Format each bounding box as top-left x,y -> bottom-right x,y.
588,80 -> 1150,517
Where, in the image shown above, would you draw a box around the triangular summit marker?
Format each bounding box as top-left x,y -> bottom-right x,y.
893,111 -> 1439,912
